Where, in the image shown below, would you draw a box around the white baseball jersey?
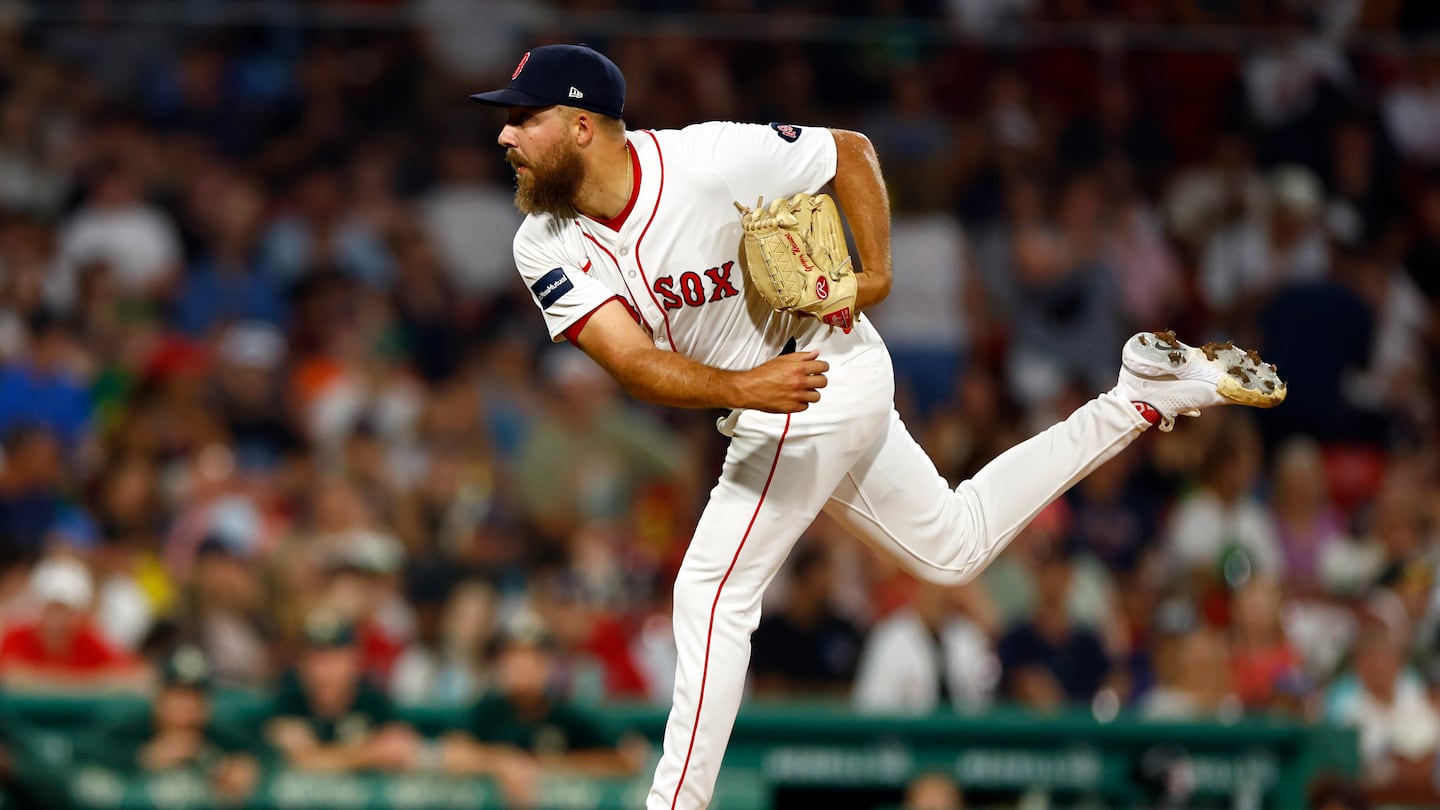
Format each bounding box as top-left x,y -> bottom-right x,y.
514,121 -> 880,369
507,121 -> 1153,810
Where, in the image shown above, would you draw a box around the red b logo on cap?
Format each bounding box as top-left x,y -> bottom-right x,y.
512,52 -> 531,80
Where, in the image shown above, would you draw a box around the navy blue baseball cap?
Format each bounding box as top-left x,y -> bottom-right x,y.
471,45 -> 625,119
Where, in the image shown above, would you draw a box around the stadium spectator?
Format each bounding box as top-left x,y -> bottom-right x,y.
1100,160 -> 1184,330
1162,128 -> 1267,262
1057,77 -> 1170,174
91,530 -> 158,652
750,544 -> 864,697
174,172 -> 286,337
1257,274 -> 1379,444
269,474 -> 381,637
84,646 -> 261,802
1320,477 -> 1429,597
1383,54 -> 1440,166
901,770 -> 966,810
1268,437 -> 1349,592
515,348 -> 694,542
1240,11 -> 1356,167
1139,624 -> 1240,721
265,613 -> 423,773
852,581 -> 999,714
419,138 -> 525,303
390,226 -> 468,383
1064,448 -> 1161,575
208,321 -> 299,473
1201,165 -> 1331,330
1325,618 -> 1440,791
173,534 -> 274,689
49,162 -> 183,310
859,68 -> 957,212
0,555 -> 145,691
1340,248 -> 1430,426
532,563 -> 651,702
983,501 -> 1118,638
1227,576 -> 1306,713
1322,116 -> 1399,249
1003,217 -> 1119,406
924,362 -> 1025,485
1162,415 -> 1282,584
996,541 -> 1114,711
390,578 -> 497,706
257,167 -> 395,289
439,621 -> 645,800
0,424 -> 67,554
866,205 -> 975,420
0,314 -> 91,448
0,91 -> 68,218
1402,177 -> 1440,319
310,530 -> 414,686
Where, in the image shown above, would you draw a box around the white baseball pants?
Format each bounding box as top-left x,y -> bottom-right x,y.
646,328 -> 1151,810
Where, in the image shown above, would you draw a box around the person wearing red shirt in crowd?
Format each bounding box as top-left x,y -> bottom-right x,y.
0,556 -> 146,691
1228,575 -> 1305,712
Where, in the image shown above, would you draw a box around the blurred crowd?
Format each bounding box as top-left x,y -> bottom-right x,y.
2,0 -> 1440,804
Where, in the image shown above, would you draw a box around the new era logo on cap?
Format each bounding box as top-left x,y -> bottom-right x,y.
470,44 -> 625,120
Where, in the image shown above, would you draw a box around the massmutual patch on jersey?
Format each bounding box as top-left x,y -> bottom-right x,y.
531,267 -> 573,309
769,122 -> 801,142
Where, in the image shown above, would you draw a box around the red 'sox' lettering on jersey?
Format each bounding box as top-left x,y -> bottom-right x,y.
653,261 -> 741,312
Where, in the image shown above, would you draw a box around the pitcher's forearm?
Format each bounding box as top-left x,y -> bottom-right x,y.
831,129 -> 892,311
606,346 -> 744,410
572,300 -> 826,414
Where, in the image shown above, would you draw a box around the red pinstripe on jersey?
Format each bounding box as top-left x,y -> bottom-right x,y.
633,130 -> 676,351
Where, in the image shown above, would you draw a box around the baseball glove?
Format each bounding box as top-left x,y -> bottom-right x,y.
735,193 -> 857,332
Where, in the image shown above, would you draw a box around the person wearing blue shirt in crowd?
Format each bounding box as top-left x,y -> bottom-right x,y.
0,312 -> 91,447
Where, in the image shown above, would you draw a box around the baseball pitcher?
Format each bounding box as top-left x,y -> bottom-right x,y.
469,44 -> 1285,810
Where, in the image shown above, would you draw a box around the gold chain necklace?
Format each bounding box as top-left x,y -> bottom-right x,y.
624,142 -> 633,193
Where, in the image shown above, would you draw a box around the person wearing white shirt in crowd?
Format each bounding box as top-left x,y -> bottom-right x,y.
1326,619 -> 1440,789
1383,54 -> 1440,166
852,581 -> 998,714
1201,165 -> 1330,324
1241,24 -> 1353,133
1164,416 -> 1282,581
866,211 -> 974,418
50,164 -> 182,310
420,140 -> 525,301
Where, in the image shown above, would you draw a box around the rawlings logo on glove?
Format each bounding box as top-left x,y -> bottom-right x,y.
735,193 -> 857,332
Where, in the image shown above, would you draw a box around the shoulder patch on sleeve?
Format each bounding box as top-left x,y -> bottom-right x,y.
530,267 -> 574,309
769,122 -> 802,142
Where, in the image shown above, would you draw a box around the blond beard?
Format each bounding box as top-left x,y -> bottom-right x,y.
510,143 -> 585,218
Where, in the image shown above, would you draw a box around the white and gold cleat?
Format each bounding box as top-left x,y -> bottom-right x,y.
1113,330 -> 1288,432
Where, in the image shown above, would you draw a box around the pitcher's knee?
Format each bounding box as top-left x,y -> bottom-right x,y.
671,567 -> 762,628
671,569 -> 713,614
